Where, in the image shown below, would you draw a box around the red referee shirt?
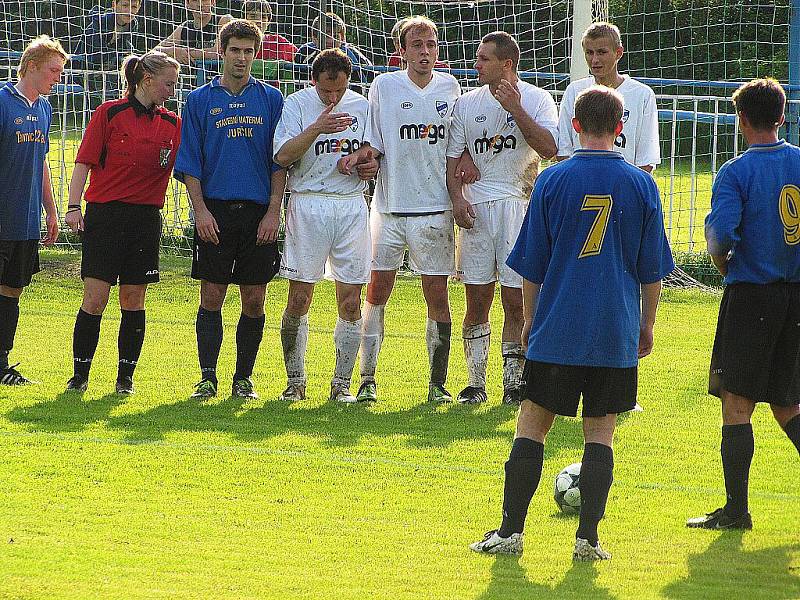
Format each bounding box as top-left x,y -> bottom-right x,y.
76,96 -> 181,207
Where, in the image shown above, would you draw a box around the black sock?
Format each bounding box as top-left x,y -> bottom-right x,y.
577,443 -> 614,546
429,321 -> 451,386
0,295 -> 20,369
234,313 -> 265,380
196,307 -> 223,383
721,423 -> 754,517
118,309 -> 145,380
72,309 -> 102,379
782,414 -> 800,455
498,437 -> 545,537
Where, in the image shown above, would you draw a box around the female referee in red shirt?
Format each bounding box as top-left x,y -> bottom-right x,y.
64,50 -> 181,394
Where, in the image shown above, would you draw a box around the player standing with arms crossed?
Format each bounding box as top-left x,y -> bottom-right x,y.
470,86 -> 673,560
446,31 -> 558,405
0,35 -> 66,385
274,49 -> 376,403
175,19 -> 284,400
339,16 -> 460,403
688,79 -> 800,530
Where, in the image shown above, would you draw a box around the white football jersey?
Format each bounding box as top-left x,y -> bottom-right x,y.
273,87 -> 369,196
446,81 -> 558,204
365,70 -> 461,213
557,75 -> 661,168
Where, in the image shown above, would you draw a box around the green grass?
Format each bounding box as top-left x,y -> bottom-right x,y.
1,251 -> 798,598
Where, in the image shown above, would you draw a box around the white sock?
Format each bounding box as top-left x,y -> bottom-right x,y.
280,312 -> 308,386
502,341 -> 525,390
463,322 -> 491,388
360,302 -> 384,381
333,317 -> 362,389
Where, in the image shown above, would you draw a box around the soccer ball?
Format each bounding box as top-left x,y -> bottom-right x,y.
554,462 -> 582,515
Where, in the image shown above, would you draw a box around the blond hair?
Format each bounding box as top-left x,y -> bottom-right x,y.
582,22 -> 622,49
399,16 -> 437,49
18,35 -> 68,77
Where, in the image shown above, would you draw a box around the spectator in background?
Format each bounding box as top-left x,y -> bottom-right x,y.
80,0 -> 144,71
155,0 -> 232,65
243,0 -> 296,61
387,17 -> 448,69
294,13 -> 372,87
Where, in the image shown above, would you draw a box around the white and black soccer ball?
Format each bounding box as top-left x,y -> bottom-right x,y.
554,462 -> 582,515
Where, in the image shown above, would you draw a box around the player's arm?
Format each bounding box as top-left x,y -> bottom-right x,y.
635,89 -> 660,174
337,144 -> 381,179
41,162 -> 59,245
446,156 -> 476,229
704,166 -> 741,277
495,80 -> 557,159
275,104 -> 353,167
184,175 -> 220,245
555,85 -> 576,162
520,278 -> 541,354
257,168 -> 286,245
65,162 -> 91,233
639,280 -> 662,358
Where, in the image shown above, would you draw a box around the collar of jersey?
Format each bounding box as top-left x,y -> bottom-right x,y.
573,149 -> 624,159
746,139 -> 787,152
5,82 -> 36,108
210,75 -> 256,95
129,94 -> 156,116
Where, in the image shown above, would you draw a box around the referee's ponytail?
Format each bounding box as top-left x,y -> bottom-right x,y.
120,51 -> 181,100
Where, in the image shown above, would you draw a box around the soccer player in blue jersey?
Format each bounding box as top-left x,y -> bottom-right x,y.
175,19 -> 285,400
687,79 -> 800,531
0,35 -> 67,385
470,86 -> 673,560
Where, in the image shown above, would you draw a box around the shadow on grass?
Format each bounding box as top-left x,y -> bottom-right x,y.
475,554 -> 617,600
6,392 -> 589,456
662,531 -> 800,599
5,391 -> 125,433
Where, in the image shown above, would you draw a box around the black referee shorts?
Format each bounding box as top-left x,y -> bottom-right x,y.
709,282 -> 800,406
81,201 -> 161,286
191,199 -> 280,286
0,239 -> 40,289
523,360 -> 638,418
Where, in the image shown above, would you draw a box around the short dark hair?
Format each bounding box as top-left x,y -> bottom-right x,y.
732,78 -> 785,131
312,48 -> 352,81
219,18 -> 262,52
481,31 -> 519,69
399,16 -> 437,50
574,85 -> 624,136
243,0 -> 272,22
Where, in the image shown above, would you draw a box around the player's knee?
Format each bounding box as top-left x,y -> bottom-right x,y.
119,287 -> 146,311
81,294 -> 109,315
0,286 -> 24,299
200,283 -> 226,311
338,296 -> 361,321
771,404 -> 800,428
287,288 -> 312,316
721,391 -> 756,424
516,400 -> 553,442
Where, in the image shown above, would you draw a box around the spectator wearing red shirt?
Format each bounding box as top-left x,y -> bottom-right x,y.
243,0 -> 296,61
387,17 -> 448,69
64,51 -> 182,395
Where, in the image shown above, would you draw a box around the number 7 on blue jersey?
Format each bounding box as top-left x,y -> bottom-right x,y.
579,195 -> 613,258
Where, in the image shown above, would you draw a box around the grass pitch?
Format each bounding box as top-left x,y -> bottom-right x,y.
1,251 -> 798,599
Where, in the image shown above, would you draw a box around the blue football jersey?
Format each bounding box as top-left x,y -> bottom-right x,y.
175,76 -> 283,205
705,140 -> 800,285
507,150 -> 674,368
0,83 -> 52,241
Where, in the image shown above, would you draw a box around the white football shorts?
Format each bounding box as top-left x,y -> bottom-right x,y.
370,210 -> 455,276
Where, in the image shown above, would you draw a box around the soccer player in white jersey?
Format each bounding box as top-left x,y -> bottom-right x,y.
446,31 -> 558,405
557,22 -> 660,173
339,16 -> 461,403
273,49 -> 376,403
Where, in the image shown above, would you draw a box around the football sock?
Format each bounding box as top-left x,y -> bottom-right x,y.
721,423 -> 754,517
498,437 -> 544,537
234,313 -> 265,380
196,307 -> 223,383
72,309 -> 102,379
463,322 -> 490,388
280,311 -> 308,386
577,442 -> 614,547
782,414 -> 800,455
117,309 -> 145,380
360,302 -> 384,382
333,317 -> 362,389
426,319 -> 451,386
0,294 -> 20,370
502,341 -> 526,390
